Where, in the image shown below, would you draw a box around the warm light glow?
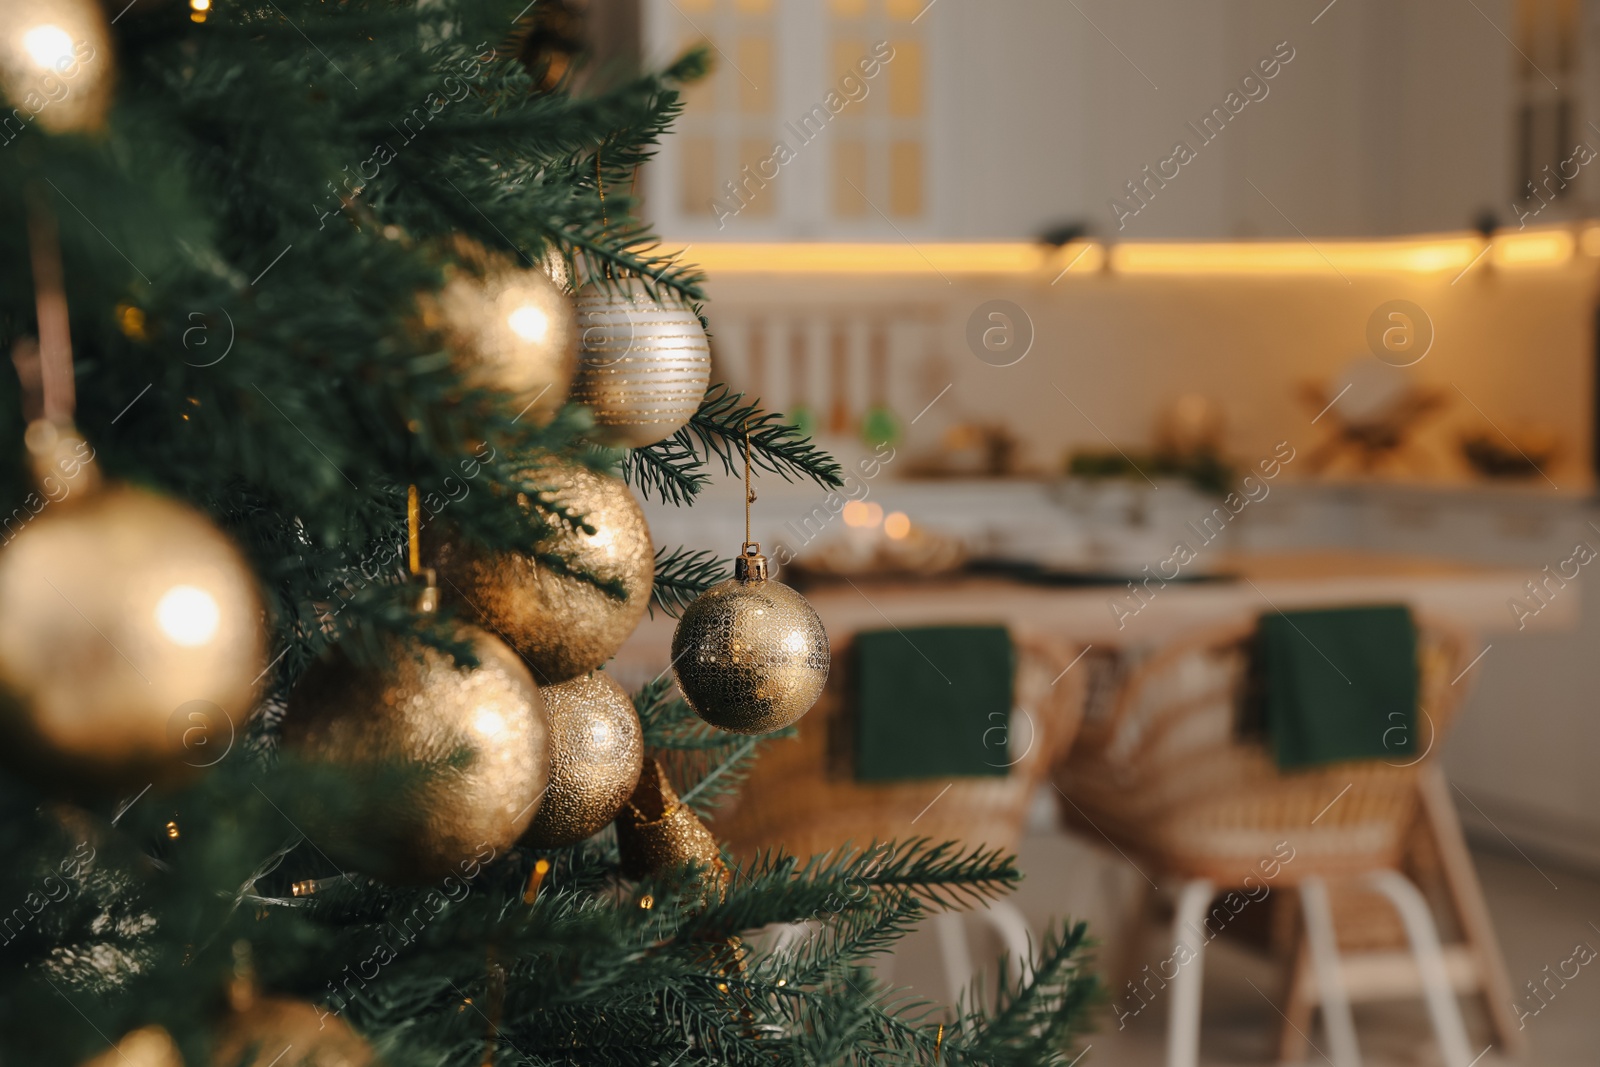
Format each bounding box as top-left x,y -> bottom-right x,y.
1052,242 -> 1106,275
191,0 -> 212,9
675,227 -> 1589,278
155,585 -> 220,647
474,708 -> 507,738
782,630 -> 808,654
22,25 -> 75,71
670,243 -> 1056,276
1492,229 -> 1574,267
863,502 -> 884,528
842,500 -> 870,527
1112,237 -> 1484,275
884,511 -> 911,540
508,305 -> 550,342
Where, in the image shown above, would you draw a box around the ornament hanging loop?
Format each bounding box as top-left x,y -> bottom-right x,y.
406,484 -> 439,612
734,544 -> 767,582
736,419 -> 767,581
25,187 -> 75,425
742,418 -> 756,544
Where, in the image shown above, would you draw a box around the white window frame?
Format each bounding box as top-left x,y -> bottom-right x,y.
640,0 -> 947,240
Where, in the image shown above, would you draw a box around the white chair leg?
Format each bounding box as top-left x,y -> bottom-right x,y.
977,899 -> 1034,985
1299,876 -> 1362,1067
935,910 -> 976,1009
1366,870 -> 1475,1067
1167,878 -> 1213,1067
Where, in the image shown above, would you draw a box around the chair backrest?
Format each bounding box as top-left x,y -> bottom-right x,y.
1076,612 -> 1477,779
710,629 -> 1088,863
1057,613 -> 1480,884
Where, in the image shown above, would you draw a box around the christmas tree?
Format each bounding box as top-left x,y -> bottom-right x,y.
0,2 -> 1096,1063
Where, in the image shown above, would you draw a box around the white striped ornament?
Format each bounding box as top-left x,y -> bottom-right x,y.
571,277 -> 711,448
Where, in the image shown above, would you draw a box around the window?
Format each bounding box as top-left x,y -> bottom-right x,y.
642,0 -> 937,237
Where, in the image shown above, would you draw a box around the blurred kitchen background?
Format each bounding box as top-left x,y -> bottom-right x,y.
562,1 -> 1600,1064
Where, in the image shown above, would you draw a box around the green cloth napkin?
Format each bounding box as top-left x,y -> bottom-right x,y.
855,626 -> 1014,782
1259,605 -> 1417,769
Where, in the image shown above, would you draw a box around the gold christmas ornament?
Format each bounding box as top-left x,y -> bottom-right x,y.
286,494 -> 547,883
521,670 -> 644,848
429,243 -> 577,424
671,427 -> 829,734
0,420 -> 266,789
213,997 -> 376,1067
80,1027 -> 182,1067
571,275 -> 711,448
435,455 -> 653,686
615,758 -> 728,902
283,603 -> 548,884
0,0 -> 114,135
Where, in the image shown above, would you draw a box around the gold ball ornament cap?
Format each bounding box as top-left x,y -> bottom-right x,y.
428,245 -> 578,425
0,0 -> 115,135
671,545 -> 829,735
0,423 -> 267,790
282,617 -> 548,884
435,455 -> 653,686
521,669 -> 644,848
615,757 -> 729,903
570,276 -> 711,448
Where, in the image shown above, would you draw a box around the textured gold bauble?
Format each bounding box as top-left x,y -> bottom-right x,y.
0,0 -> 114,134
213,997 -> 376,1067
0,474 -> 266,789
282,624 -> 547,883
430,250 -> 577,424
671,552 -> 829,735
435,456 -> 653,686
571,277 -> 711,448
521,670 -> 644,848
616,758 -> 728,902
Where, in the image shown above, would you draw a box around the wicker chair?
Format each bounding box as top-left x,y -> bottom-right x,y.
1055,614 -> 1501,1067
711,629 -> 1087,1002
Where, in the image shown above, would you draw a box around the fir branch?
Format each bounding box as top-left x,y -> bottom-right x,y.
633,681 -> 795,814
675,735 -> 762,817
949,920 -> 1100,1067
750,891 -> 927,991
620,430 -> 709,505
629,385 -> 844,505
651,546 -> 729,618
864,839 -> 1023,910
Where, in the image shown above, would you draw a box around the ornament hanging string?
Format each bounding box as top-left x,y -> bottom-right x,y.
743,418 -> 756,549
407,484 -> 422,576
595,150 -> 611,281
24,189 -> 75,422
